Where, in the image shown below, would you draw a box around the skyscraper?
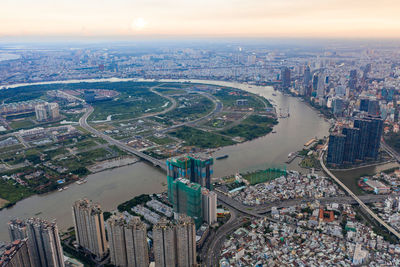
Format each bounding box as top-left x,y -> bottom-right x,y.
175,216 -> 197,267
35,102 -> 60,122
326,133 -> 345,165
125,217 -> 149,267
201,188 -> 217,225
354,119 -> 370,161
0,239 -> 32,267
303,65 -> 311,88
153,216 -> 197,267
167,155 -> 213,201
72,199 -> 108,259
46,103 -> 60,119
317,73 -> 325,98
367,100 -> 380,116
8,219 -> 27,242
365,117 -> 383,160
107,215 -> 149,267
24,218 -> 64,267
359,98 -> 369,112
312,74 -> 318,92
35,104 -> 48,121
349,69 -> 357,90
327,116 -> 384,166
332,98 -> 345,117
107,215 -> 127,267
170,178 -> 202,227
342,127 -> 360,163
153,219 -> 177,267
281,67 -> 291,89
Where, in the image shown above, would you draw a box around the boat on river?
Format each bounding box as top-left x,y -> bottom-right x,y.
216,155 -> 229,160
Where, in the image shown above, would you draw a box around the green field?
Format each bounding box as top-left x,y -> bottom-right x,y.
219,115 -> 278,140
242,168 -> 287,185
9,119 -> 36,130
213,88 -> 271,109
300,155 -> 320,169
0,179 -> 33,208
88,82 -> 169,120
147,135 -> 175,145
77,148 -> 110,162
160,95 -> 214,122
157,88 -> 186,94
169,126 -> 235,148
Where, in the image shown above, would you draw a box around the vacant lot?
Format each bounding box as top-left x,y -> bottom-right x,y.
169,126 -> 235,148
0,198 -> 9,208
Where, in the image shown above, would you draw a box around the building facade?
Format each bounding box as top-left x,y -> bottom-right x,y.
107,215 -> 149,267
153,219 -> 177,267
72,199 -> 108,259
281,67 -> 291,89
0,239 -> 32,267
125,217 -> 149,267
25,218 -> 64,267
176,216 -> 197,267
166,155 -> 213,198
35,102 -> 60,122
327,133 -> 346,165
153,216 -> 197,267
201,189 -> 217,225
327,116 -> 383,166
170,178 -> 202,227
8,219 -> 27,242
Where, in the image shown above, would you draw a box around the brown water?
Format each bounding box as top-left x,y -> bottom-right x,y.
332,162 -> 400,194
0,80 -> 332,241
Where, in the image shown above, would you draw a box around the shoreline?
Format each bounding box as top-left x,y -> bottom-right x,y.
0,156 -> 141,211
0,78 -> 279,209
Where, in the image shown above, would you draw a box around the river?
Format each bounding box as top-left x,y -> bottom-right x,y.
0,79 -> 333,240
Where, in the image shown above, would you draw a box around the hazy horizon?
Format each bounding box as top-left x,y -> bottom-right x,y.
1,0 -> 400,39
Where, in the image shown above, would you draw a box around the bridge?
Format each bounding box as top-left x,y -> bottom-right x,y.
79,106 -> 167,171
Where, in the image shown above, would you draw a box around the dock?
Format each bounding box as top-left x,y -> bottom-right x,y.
304,138 -> 317,147
285,152 -> 299,164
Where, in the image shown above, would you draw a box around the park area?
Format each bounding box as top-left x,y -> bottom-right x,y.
242,166 -> 287,185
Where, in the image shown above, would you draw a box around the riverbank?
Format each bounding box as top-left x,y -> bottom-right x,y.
0,79 -> 331,241
0,155 -> 141,211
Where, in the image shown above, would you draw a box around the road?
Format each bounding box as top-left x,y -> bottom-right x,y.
201,207 -> 249,267
214,189 -> 389,215
319,147 -> 400,240
79,106 -> 167,170
78,84 -> 223,171
381,140 -> 400,162
158,90 -> 223,134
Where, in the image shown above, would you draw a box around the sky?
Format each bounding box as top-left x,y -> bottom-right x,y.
1,0 -> 400,39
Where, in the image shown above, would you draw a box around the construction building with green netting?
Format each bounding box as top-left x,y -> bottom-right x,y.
166,155 -> 213,199
166,155 -> 214,228
170,178 -> 203,228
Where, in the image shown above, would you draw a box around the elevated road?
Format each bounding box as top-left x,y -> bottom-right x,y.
319,148 -> 400,240
381,140 -> 400,162
215,189 -> 389,215
201,207 -> 247,267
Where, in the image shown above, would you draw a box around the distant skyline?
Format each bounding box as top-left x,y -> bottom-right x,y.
1,0 -> 400,38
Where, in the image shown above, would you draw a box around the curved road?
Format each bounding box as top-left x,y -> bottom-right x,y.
79,84 -> 224,170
